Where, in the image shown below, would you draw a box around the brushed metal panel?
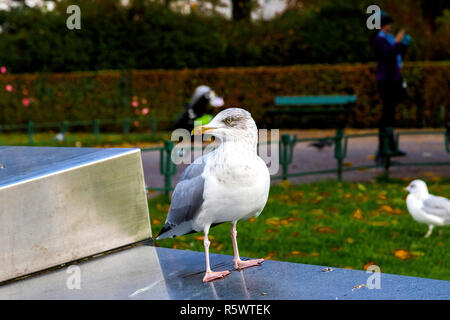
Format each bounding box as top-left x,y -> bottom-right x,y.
0,147 -> 151,283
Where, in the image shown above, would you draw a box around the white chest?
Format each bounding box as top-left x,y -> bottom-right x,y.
194,151 -> 270,227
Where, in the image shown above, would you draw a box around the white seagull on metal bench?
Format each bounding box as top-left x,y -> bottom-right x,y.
405,179 -> 450,238
156,108 -> 271,282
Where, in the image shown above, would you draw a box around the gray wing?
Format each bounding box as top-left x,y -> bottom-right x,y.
156,152 -> 212,239
422,195 -> 450,220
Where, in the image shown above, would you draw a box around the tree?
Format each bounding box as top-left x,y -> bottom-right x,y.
232,0 -> 252,21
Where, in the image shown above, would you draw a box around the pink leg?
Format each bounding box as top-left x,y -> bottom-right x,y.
231,221 -> 264,270
203,225 -> 231,283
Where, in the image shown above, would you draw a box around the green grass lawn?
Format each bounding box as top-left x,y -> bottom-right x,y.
149,178 -> 450,281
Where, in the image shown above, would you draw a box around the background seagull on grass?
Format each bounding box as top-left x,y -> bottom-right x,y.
405,179 -> 450,238
157,108 -> 270,282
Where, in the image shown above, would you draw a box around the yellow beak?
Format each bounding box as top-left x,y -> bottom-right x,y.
191,126 -> 217,135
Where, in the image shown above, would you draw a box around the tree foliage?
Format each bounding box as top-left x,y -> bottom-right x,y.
0,0 -> 447,73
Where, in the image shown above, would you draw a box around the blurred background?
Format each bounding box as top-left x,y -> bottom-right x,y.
0,0 -> 448,130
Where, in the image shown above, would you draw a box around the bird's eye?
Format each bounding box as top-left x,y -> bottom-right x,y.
225,117 -> 233,124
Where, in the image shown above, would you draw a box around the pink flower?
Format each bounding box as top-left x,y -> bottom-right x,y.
134,120 -> 140,127
142,107 -> 149,115
1,66 -> 6,74
131,100 -> 139,108
5,84 -> 13,92
22,98 -> 30,107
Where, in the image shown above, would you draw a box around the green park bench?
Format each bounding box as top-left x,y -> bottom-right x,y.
266,95 -> 358,128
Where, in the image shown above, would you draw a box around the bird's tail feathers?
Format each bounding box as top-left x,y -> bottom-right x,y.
156,221 -> 196,240
156,224 -> 173,240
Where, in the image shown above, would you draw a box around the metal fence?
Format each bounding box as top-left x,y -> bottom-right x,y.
0,118 -> 157,145
143,127 -> 450,196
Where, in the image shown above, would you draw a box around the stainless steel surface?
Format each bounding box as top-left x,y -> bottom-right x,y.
0,246 -> 448,300
0,146 -> 151,283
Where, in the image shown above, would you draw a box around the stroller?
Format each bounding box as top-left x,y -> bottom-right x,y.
172,85 -> 224,132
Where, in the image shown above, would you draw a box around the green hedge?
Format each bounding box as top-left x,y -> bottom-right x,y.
0,62 -> 448,129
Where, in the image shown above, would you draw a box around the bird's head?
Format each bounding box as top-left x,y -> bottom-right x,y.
192,107 -> 257,143
405,179 -> 429,199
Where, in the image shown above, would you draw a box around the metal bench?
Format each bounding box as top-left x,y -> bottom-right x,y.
266,95 -> 357,128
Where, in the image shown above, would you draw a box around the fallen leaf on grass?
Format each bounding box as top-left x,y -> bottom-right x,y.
152,218 -> 161,226
194,235 -> 215,241
393,249 -> 412,260
290,250 -> 307,256
315,226 -> 337,234
289,191 -> 305,200
280,218 -> 291,226
264,252 -> 277,260
265,218 -> 280,226
279,180 -> 291,188
379,205 -> 394,213
352,208 -> 365,220
357,184 -> 367,191
369,221 -> 390,227
310,252 -> 320,257
156,203 -> 170,212
363,261 -> 377,270
310,209 -> 324,216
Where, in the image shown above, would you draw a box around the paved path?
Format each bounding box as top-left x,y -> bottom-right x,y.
141,129 -> 450,195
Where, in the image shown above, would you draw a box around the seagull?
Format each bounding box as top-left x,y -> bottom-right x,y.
157,108 -> 270,282
405,179 -> 450,238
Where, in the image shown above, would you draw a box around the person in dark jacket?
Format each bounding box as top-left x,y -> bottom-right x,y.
172,85 -> 224,132
372,12 -> 411,163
